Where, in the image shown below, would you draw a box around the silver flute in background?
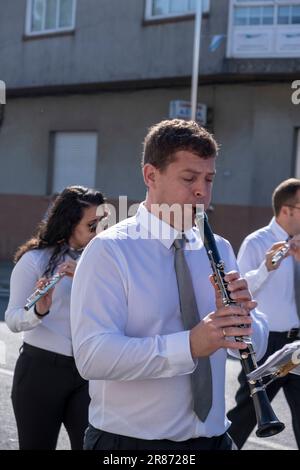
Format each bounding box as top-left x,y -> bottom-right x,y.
24,272 -> 65,311
271,243 -> 290,267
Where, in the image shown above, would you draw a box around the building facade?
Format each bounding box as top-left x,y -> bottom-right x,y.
0,0 -> 299,258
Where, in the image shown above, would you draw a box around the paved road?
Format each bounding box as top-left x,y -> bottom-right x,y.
0,321 -> 70,450
226,358 -> 297,450
0,317 -> 297,450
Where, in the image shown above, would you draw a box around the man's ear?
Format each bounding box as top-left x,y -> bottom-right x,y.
280,206 -> 289,217
143,164 -> 157,188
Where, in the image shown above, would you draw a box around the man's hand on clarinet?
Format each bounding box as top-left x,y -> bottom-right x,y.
190,271 -> 256,359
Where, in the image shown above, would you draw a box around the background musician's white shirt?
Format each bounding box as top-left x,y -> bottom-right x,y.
5,248 -> 74,356
71,203 -> 268,441
238,217 -> 300,332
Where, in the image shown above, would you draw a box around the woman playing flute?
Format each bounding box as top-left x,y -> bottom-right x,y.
5,185 -> 106,450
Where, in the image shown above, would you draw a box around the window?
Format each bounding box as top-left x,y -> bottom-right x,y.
228,0 -> 300,57
51,132 -> 98,193
145,0 -> 210,20
278,4 -> 300,24
233,5 -> 275,25
26,0 -> 76,36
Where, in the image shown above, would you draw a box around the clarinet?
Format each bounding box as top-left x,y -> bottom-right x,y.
195,210 -> 285,438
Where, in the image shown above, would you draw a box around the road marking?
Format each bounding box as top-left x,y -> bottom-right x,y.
0,367 -> 13,377
248,437 -> 295,450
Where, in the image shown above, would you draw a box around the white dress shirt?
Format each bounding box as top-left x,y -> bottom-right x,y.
5,248 -> 74,356
237,217 -> 300,332
71,203 -> 268,441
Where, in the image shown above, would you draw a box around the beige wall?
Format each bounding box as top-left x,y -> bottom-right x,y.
1,82 -> 298,203
0,82 -> 295,259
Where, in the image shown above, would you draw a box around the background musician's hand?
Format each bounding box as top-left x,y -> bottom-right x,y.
265,241 -> 289,271
57,260 -> 77,277
35,277 -> 54,316
189,304 -> 253,359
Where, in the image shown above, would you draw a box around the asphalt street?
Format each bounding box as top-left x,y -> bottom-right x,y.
0,289 -> 297,451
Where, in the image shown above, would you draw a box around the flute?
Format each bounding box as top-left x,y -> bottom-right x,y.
24,272 -> 65,311
195,209 -> 285,438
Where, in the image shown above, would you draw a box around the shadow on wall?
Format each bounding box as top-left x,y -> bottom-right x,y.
0,195 -> 137,261
0,261 -> 13,321
0,296 -> 9,321
0,194 -> 51,261
209,204 -> 273,255
0,195 -> 273,261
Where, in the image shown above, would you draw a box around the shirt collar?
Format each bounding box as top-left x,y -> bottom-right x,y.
269,217 -> 289,240
137,203 -> 202,250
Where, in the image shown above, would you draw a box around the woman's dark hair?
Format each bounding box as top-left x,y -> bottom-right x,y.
15,186 -> 105,276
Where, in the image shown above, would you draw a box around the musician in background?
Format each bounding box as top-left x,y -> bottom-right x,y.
71,119 -> 268,451
5,185 -> 106,450
227,178 -> 300,449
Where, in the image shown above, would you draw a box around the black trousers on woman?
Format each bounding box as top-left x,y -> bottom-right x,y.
11,343 -> 90,450
227,331 -> 300,449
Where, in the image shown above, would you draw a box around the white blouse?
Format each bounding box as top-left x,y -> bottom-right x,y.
5,248 -> 75,356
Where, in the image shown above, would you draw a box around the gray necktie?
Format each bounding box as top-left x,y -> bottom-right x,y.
293,259 -> 300,321
173,237 -> 212,421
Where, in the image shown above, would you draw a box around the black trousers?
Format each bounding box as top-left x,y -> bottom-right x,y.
227,332 -> 300,449
84,425 -> 234,451
11,343 -> 90,450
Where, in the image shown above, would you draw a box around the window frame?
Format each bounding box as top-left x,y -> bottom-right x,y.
25,0 -> 77,37
144,0 -> 210,21
227,0 -> 300,57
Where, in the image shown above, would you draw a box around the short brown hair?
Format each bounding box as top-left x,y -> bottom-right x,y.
142,119 -> 219,171
272,178 -> 300,216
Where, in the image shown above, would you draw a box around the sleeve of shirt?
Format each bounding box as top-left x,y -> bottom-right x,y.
70,237 -> 196,381
5,252 -> 42,333
220,239 -> 269,361
237,237 -> 271,295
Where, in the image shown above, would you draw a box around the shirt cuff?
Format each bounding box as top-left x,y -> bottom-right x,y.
34,305 -> 50,318
248,309 -> 269,361
246,260 -> 270,293
165,330 -> 196,374
26,306 -> 42,326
